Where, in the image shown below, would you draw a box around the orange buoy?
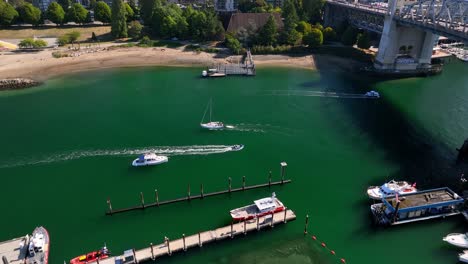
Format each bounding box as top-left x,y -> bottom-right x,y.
312,235 -> 317,240
321,242 -> 326,247
330,250 -> 336,255
340,258 -> 346,263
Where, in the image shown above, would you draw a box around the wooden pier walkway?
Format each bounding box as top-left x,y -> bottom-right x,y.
213,49 -> 256,76
93,209 -> 296,264
106,177 -> 291,215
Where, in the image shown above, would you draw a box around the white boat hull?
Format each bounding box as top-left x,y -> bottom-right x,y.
443,233 -> 468,248
366,180 -> 417,200
460,250 -> 468,263
132,156 -> 168,167
200,122 -> 224,130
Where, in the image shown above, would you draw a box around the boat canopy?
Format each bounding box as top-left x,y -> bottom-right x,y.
254,197 -> 276,211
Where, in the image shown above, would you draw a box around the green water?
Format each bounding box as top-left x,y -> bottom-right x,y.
0,61 -> 467,264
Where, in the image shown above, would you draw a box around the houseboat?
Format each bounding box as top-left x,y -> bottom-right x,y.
370,187 -> 464,226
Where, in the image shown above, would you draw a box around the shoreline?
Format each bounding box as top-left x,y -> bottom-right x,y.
0,46 -> 358,88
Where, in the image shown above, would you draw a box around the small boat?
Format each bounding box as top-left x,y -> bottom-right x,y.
443,233 -> 468,248
202,68 -> 226,78
230,192 -> 285,221
367,180 -> 417,200
27,226 -> 50,264
460,250 -> 468,263
70,246 -> 110,264
365,90 -> 380,98
200,99 -> 224,130
132,153 -> 168,167
230,144 -> 244,151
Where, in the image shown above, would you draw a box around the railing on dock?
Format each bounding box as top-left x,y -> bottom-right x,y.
214,49 -> 256,76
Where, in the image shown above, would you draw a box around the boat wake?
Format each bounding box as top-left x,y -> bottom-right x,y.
263,90 -> 378,99
224,123 -> 266,133
0,145 -> 237,168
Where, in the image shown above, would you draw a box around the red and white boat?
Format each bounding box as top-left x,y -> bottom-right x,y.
230,193 -> 285,221
70,246 -> 110,264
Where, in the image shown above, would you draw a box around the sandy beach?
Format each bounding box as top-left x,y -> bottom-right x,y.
0,46 -> 317,82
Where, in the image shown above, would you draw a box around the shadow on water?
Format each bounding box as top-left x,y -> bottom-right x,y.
312,55 -> 468,191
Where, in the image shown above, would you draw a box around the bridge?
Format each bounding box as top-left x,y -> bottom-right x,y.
324,0 -> 468,72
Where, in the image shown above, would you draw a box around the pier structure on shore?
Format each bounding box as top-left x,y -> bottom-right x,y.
0,236 -> 29,264
91,209 -> 297,264
205,50 -> 256,77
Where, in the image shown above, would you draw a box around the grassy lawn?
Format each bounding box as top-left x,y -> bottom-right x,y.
0,26 -> 111,42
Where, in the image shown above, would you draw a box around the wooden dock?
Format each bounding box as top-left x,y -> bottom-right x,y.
0,236 -> 28,264
93,209 -> 296,264
213,50 -> 256,77
106,177 -> 292,215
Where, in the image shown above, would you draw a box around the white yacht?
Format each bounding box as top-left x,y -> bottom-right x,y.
443,233 -> 468,248
365,90 -> 380,98
132,153 -> 168,167
200,99 -> 224,130
367,180 -> 417,200
460,250 -> 468,263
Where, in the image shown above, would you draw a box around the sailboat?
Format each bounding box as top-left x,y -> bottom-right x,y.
200,99 -> 224,130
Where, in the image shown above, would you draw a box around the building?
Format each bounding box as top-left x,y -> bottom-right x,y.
215,0 -> 237,12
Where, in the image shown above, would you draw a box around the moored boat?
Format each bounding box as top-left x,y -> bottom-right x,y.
230,193 -> 285,221
132,153 -> 168,167
70,246 -> 110,264
367,180 -> 417,200
26,226 -> 50,264
443,233 -> 468,248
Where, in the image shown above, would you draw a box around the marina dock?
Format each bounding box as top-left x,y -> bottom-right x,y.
204,50 -> 256,77
93,209 -> 296,264
0,236 -> 28,264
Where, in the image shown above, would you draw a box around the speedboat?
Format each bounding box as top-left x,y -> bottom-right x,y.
460,250 -> 468,263
365,90 -> 380,98
230,192 -> 285,221
443,233 -> 468,248
367,180 -> 417,200
132,153 -> 168,167
230,144 -> 244,151
27,226 -> 50,264
200,121 -> 224,130
70,246 -> 110,264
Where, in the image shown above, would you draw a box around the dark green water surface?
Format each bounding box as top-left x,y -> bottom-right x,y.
0,61 -> 467,264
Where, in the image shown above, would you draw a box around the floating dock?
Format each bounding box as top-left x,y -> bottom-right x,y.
371,187 -> 465,226
0,236 -> 28,264
92,209 -> 296,264
205,50 -> 256,77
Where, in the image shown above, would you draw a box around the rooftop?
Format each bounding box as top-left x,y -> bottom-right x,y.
384,188 -> 462,210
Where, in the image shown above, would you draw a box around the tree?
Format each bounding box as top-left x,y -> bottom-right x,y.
67,3 -> 88,24
8,0 -> 24,8
238,0 -> 268,13
17,3 -> 41,25
57,0 -> 71,10
257,14 -> 277,46
0,0 -> 19,26
356,32 -> 371,49
128,0 -> 139,14
302,0 -> 324,23
89,0 -> 97,9
94,1 -> 111,23
303,28 -> 322,47
281,0 -> 300,45
67,30 -> 80,43
139,0 -> 160,24
296,21 -> 312,35
57,34 -> 70,46
225,34 -> 242,54
111,0 -> 127,38
46,2 -> 65,25
33,39 -> 47,48
124,3 -> 134,22
322,26 -> 336,42
341,26 -> 357,46
282,0 -> 298,24
128,20 -> 142,39
18,38 -> 35,48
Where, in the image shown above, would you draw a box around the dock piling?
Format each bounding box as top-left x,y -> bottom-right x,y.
132,248 -> 137,263
284,207 -> 288,223
183,234 -> 186,251
165,237 -> 171,256
107,198 -> 113,215
155,189 -> 159,207
140,192 -> 145,209
271,211 -> 274,228
304,214 -> 309,235
242,176 -> 246,190
228,177 -> 232,193
256,215 -> 260,231
280,162 -> 287,184
269,171 -> 272,188
243,221 -> 247,235
230,221 -> 234,238
201,184 -> 204,199
198,232 -> 202,247
150,243 -> 154,260
187,184 -> 191,201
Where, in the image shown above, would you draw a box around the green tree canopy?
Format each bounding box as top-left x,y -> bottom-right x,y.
19,38 -> 47,48
282,0 -> 298,24
341,26 -> 357,46
128,20 -> 143,39
94,1 -> 111,23
302,0 -> 324,23
139,0 -> 161,24
67,3 -> 88,24
111,0 -> 127,38
322,26 -> 336,42
17,3 -> 41,25
257,15 -> 277,46
225,34 -> 242,54
238,0 -> 268,13
0,0 -> 19,26
303,27 -> 323,47
46,2 -> 65,25
356,32 -> 371,49
296,20 -> 311,35
124,3 -> 134,22
57,0 -> 71,10
151,4 -> 187,38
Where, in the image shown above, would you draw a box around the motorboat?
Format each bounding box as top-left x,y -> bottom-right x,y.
132,153 -> 168,167
200,99 -> 224,130
460,250 -> 468,263
365,90 -> 380,98
202,68 -> 226,77
230,144 -> 244,151
367,180 -> 417,200
27,226 -> 49,264
443,233 -> 468,248
70,246 -> 110,264
230,192 -> 285,221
